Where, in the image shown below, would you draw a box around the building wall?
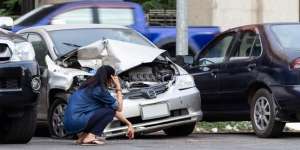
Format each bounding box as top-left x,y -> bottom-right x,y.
187,0 -> 299,30
187,0 -> 213,26
38,0 -> 299,30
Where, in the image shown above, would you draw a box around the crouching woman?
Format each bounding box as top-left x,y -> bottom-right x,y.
64,65 -> 134,145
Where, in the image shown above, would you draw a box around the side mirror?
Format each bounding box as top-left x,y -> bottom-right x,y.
175,55 -> 194,68
0,43 -> 12,61
0,17 -> 13,30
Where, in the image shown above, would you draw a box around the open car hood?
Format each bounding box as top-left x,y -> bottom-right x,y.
66,39 -> 165,73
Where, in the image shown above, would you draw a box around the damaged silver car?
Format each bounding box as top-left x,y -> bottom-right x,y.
17,24 -> 202,138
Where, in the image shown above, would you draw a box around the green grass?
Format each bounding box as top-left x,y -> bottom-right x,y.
195,121 -> 253,133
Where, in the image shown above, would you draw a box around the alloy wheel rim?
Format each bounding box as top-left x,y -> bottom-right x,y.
254,96 -> 271,131
52,103 -> 67,137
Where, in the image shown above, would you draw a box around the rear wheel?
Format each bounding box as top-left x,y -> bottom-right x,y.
0,107 -> 37,144
48,94 -> 68,138
163,122 -> 196,136
250,89 -> 285,138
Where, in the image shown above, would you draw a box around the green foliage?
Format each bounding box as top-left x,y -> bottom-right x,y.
132,0 -> 176,12
0,0 -> 20,16
196,121 -> 253,133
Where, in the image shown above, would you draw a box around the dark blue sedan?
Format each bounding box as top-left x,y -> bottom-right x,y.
188,23 -> 300,138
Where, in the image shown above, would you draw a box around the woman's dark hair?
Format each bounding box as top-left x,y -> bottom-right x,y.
80,65 -> 115,89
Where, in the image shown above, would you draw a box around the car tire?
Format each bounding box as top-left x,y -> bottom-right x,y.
163,122 -> 196,136
250,88 -> 285,138
48,93 -> 68,138
0,107 -> 37,144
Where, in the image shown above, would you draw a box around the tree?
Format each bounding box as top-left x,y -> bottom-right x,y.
0,0 -> 21,16
131,0 -> 176,12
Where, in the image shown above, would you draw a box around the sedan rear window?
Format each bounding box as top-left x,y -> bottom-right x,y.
271,24 -> 300,49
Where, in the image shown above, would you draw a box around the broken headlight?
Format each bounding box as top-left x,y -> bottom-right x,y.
176,74 -> 195,90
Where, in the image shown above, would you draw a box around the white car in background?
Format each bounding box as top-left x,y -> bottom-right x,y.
18,24 -> 202,138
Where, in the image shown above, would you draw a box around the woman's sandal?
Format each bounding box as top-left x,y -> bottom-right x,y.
80,139 -> 105,146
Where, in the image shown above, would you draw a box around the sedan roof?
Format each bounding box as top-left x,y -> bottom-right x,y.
224,22 -> 300,33
19,24 -> 129,32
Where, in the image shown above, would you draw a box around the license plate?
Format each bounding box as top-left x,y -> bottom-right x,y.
141,103 -> 170,120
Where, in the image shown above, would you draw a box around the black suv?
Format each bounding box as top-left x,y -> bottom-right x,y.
0,29 -> 40,143
188,23 -> 300,138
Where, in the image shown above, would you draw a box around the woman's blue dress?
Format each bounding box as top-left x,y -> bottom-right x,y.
64,86 -> 117,134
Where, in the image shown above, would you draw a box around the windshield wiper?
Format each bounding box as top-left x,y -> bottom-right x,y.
62,42 -> 81,48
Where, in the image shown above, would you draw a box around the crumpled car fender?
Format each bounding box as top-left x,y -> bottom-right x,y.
45,55 -> 92,91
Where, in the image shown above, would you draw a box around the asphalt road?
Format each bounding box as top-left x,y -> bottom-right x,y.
1,132 -> 300,150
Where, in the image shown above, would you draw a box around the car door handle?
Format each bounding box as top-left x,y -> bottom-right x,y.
247,63 -> 256,71
210,69 -> 219,78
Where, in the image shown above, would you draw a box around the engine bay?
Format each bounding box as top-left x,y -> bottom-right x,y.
118,61 -> 175,99
55,40 -> 177,99
68,58 -> 177,99
119,61 -> 175,87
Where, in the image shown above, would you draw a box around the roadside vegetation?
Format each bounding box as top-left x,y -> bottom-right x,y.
196,122 -> 253,133
0,0 -> 20,16
131,0 -> 175,12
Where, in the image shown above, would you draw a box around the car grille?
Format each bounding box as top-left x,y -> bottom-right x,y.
0,67 -> 22,91
0,79 -> 21,89
124,83 -> 168,99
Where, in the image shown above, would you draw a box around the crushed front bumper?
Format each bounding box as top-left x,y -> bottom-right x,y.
103,87 -> 202,137
0,61 -> 40,108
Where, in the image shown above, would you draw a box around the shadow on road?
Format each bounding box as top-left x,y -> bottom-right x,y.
35,126 -> 50,137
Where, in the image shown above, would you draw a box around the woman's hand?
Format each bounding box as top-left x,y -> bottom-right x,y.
111,75 -> 121,90
127,124 -> 135,139
115,111 -> 134,139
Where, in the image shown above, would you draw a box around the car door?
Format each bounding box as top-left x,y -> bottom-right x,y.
27,33 -> 50,121
191,32 -> 237,114
219,30 -> 263,113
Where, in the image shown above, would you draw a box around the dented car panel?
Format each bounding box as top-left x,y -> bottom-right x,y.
18,24 -> 202,138
46,56 -> 92,91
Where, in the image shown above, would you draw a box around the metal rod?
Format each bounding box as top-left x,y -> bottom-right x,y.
34,0 -> 39,8
176,0 -> 188,56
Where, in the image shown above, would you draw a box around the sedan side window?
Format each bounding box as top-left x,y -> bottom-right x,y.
198,34 -> 235,65
51,8 -> 93,25
230,31 -> 262,61
27,33 -> 48,67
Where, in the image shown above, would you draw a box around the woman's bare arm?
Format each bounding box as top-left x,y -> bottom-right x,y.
115,90 -> 123,112
111,75 -> 123,112
115,111 -> 131,126
115,111 -> 134,139
111,75 -> 134,139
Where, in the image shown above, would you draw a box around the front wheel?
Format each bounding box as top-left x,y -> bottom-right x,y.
0,107 -> 37,144
48,94 -> 68,138
163,122 -> 196,136
250,89 -> 285,138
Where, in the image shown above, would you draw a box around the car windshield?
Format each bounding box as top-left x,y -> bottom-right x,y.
271,24 -> 300,49
49,28 -> 155,57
